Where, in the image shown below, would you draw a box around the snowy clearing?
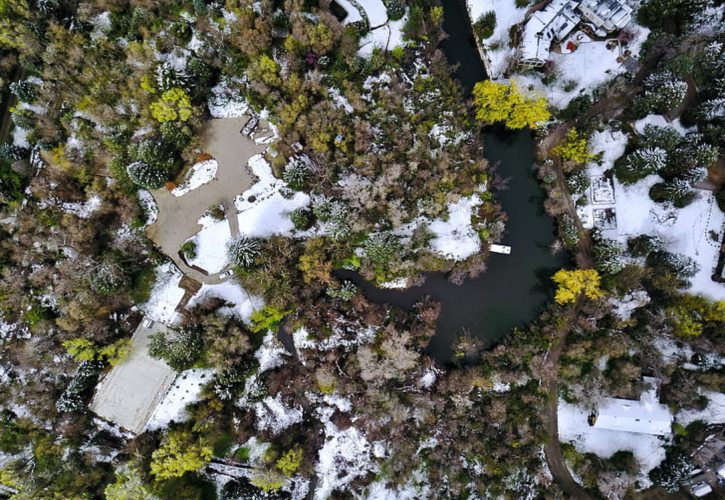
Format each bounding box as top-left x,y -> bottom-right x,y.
145,368 -> 215,431
558,399 -> 668,484
171,160 -> 218,197
234,155 -> 311,237
676,391 -> 725,426
186,280 -> 263,323
428,195 -> 483,261
185,214 -> 231,274
138,262 -> 185,325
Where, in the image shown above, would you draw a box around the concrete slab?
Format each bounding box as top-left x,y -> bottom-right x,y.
90,319 -> 177,434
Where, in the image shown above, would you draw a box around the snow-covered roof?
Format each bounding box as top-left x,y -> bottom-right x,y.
578,0 -> 632,34
594,377 -> 672,435
691,482 -> 713,497
520,0 -> 581,65
718,463 -> 725,480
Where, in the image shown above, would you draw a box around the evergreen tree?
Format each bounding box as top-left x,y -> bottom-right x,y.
227,235 -> 261,268
649,179 -> 695,208
593,236 -> 625,275
627,234 -> 664,257
126,161 -> 166,190
282,157 -> 309,190
55,361 -> 102,413
148,327 -> 203,371
649,450 -> 695,492
647,251 -> 700,278
623,147 -> 667,178
364,232 -> 402,265
290,208 -> 312,231
639,71 -> 687,114
9,79 -> 36,102
313,197 -> 352,241
565,169 -> 590,195
700,97 -> 725,121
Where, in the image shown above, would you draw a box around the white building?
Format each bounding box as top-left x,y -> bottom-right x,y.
592,377 -> 672,435
519,0 -> 633,68
520,0 -> 581,68
578,0 -> 632,36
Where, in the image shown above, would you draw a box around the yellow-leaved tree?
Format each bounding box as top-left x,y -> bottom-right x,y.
150,431 -> 212,480
552,128 -> 595,165
552,269 -> 604,305
472,80 -> 550,129
150,87 -> 192,123
666,294 -> 725,337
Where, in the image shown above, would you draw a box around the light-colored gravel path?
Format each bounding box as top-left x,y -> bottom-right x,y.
145,117 -> 267,283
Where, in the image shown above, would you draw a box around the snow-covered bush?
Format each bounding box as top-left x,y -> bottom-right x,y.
155,61 -> 190,92
700,96 -> 725,121
0,144 -> 29,162
559,214 -> 579,249
290,208 -> 312,231
9,79 -> 36,102
313,197 -> 352,241
227,235 -> 262,268
649,451 -> 696,492
282,157 -> 309,190
566,169 -> 591,195
326,280 -> 357,301
126,161 -> 166,190
384,0 -> 406,20
89,262 -> 128,295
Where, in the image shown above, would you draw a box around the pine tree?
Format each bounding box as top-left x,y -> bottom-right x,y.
640,71 -> 687,113
700,97 -> 725,120
650,451 -> 695,492
126,161 -> 166,190
227,235 -> 261,268
624,147 -> 667,178
627,234 -> 664,257
593,236 -> 625,275
364,232 -> 402,265
148,327 -> 203,371
313,197 -> 352,241
282,157 -> 309,190
565,169 -> 590,195
640,124 -> 682,152
290,208 -> 312,231
647,251 -> 700,278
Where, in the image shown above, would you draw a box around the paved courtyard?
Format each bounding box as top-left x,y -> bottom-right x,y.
90,319 -> 177,434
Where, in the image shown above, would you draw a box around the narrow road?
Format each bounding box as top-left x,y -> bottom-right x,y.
541,308 -> 593,499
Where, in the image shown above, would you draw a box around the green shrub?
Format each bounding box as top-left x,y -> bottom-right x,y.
181,241 -> 197,260
249,306 -> 289,333
472,12 -> 496,41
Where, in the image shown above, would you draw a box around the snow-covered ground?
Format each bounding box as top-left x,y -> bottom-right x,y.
428,195 -> 483,261
315,403 -> 380,499
138,262 -> 185,325
254,394 -> 303,435
208,80 -> 249,118
145,368 -> 214,431
579,128 -> 725,300
61,195 -> 102,219
676,391 -> 725,426
185,214 -> 231,274
337,0 -> 407,57
467,0 -> 527,79
558,399 -> 668,486
234,155 -> 311,237
186,280 -> 263,323
171,159 -> 218,197
255,330 -> 289,373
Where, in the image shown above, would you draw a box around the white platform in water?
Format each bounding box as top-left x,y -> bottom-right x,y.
490,244 -> 512,255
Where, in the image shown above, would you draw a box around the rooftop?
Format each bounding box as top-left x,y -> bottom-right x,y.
593,377 -> 673,435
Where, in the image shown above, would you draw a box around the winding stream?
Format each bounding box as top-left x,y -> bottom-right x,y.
341,0 -> 567,362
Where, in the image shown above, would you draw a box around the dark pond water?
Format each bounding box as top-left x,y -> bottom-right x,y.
338,0 -> 567,363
